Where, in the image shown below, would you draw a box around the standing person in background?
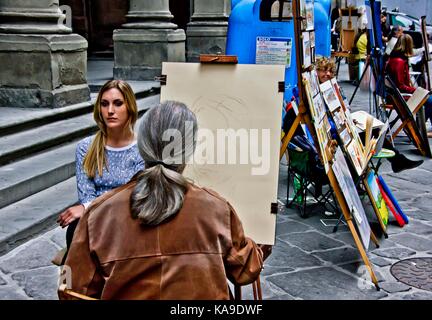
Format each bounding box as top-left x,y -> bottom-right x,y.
55,80 -> 144,263
381,11 -> 391,43
354,28 -> 369,81
60,101 -> 268,300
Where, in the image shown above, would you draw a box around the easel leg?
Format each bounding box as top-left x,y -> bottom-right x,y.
280,116 -> 301,160
346,219 -> 380,290
370,229 -> 380,248
349,59 -> 370,106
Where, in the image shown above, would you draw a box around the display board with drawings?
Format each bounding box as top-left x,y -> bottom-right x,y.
303,72 -> 372,250
285,0 -> 380,288
320,78 -> 368,177
299,0 -> 315,69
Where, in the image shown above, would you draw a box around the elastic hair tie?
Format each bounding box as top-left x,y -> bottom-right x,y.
146,160 -> 177,171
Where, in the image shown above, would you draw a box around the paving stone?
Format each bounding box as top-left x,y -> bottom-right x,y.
400,291 -> 432,300
264,240 -> 323,272
379,282 -> 412,294
12,266 -> 60,300
49,228 -> 67,248
279,231 -> 346,253
372,247 -> 416,260
0,286 -> 29,300
404,209 -> 432,222
388,169 -> 432,186
371,257 -> 392,267
276,219 -> 312,236
337,261 -> 386,283
313,247 -> 362,265
266,267 -> 388,300
330,231 -> 357,247
390,234 -> 432,252
0,239 -> 58,274
401,221 -> 432,236
240,277 -> 291,300
0,274 -> 6,285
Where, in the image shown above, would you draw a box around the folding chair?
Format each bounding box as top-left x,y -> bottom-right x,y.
286,146 -> 339,218
384,76 -> 432,157
384,77 -> 430,139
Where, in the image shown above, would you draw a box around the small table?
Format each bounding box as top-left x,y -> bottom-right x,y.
369,148 -> 396,173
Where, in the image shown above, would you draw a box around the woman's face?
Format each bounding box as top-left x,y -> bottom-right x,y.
100,88 -> 130,132
317,68 -> 334,84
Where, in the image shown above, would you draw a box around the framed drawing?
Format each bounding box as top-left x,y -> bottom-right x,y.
364,170 -> 389,232
302,31 -> 312,68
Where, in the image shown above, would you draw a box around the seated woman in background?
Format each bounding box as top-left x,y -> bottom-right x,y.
56,80 -> 144,260
386,34 -> 432,138
315,56 -> 423,173
60,101 -> 266,300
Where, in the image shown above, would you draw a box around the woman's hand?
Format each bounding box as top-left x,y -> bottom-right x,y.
57,204 -> 85,228
258,244 -> 273,261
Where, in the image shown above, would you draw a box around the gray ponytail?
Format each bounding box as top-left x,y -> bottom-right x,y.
131,101 -> 197,225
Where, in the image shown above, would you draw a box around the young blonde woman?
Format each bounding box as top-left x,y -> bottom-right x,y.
57,80 -> 144,249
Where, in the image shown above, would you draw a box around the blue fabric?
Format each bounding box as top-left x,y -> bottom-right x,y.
75,136 -> 145,205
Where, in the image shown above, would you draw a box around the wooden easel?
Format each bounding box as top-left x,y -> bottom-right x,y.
281,0 -> 380,290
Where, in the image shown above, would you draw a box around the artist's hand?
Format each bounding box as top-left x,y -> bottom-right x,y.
258,244 -> 273,261
57,204 -> 85,228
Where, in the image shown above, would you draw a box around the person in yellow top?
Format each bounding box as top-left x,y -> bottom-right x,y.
355,29 -> 368,80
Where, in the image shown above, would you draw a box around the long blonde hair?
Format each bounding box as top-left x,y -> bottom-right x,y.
83,80 -> 138,178
393,34 -> 414,57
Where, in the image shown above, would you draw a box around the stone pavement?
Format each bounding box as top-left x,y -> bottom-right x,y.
1,62 -> 432,300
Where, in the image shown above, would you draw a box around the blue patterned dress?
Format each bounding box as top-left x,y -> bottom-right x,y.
75,136 -> 145,208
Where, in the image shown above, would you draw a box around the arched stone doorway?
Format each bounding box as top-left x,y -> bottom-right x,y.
59,0 -> 190,55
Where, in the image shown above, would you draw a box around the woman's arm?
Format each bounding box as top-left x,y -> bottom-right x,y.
59,213 -> 104,299
224,203 -> 264,286
388,59 -> 416,94
75,140 -> 98,205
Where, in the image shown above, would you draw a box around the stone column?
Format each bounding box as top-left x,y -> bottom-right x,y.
113,0 -> 186,80
186,0 -> 231,62
0,0 -> 90,108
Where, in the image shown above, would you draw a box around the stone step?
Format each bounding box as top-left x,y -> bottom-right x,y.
0,94 -> 160,166
0,142 -> 77,210
0,101 -> 93,137
0,177 -> 77,256
0,82 -> 160,137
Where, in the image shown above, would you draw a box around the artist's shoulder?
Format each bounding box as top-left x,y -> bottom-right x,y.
188,184 -> 230,207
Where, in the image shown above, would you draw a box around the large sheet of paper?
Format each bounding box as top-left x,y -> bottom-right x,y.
160,62 -> 285,245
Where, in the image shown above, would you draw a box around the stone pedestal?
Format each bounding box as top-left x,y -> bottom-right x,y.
0,0 -> 90,108
186,0 -> 230,62
113,0 -> 186,80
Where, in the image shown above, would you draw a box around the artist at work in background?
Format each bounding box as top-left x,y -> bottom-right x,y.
386,34 -> 432,138
55,80 -> 144,264
315,57 -> 424,173
60,101 -> 269,300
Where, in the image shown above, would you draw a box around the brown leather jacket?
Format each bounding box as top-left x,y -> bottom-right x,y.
60,180 -> 263,300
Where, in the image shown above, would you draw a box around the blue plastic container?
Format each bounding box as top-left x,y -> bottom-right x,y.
314,0 -> 332,57
227,0 -> 331,101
